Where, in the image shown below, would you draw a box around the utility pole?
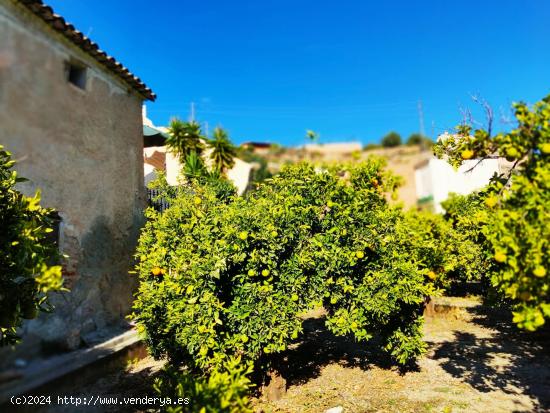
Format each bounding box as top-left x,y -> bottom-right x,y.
417,100 -> 425,137
190,102 -> 195,122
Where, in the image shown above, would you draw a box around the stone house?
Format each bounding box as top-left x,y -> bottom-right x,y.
0,0 -> 155,356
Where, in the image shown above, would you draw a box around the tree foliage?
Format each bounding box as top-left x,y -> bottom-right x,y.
166,119 -> 205,160
153,357 -> 253,413
381,131 -> 402,147
0,145 -> 63,346
406,133 -> 432,148
132,160 -> 438,397
207,127 -> 237,174
435,95 -> 550,330
406,133 -> 424,146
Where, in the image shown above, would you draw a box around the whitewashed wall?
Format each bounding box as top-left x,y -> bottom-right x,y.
415,158 -> 504,213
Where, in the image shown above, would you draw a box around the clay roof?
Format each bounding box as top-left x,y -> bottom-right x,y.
144,150 -> 166,170
17,0 -> 156,101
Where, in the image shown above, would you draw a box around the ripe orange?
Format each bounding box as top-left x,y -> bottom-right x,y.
541,143 -> 550,154
533,266 -> 546,278
151,267 -> 162,276
485,196 -> 498,208
427,271 -> 437,280
494,252 -> 507,263
461,149 -> 474,160
506,147 -> 519,160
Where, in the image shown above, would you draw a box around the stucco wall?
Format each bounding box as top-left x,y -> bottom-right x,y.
415,158 -> 503,213
0,1 -> 146,354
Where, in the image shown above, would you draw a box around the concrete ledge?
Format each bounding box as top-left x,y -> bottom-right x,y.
424,296 -> 483,318
0,329 -> 142,405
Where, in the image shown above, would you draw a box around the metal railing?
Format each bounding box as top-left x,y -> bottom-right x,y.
146,188 -> 171,212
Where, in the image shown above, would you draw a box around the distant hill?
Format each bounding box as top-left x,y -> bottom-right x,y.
245,143 -> 431,208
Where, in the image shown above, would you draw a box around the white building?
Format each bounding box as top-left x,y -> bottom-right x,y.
142,108 -> 252,195
414,157 -> 511,213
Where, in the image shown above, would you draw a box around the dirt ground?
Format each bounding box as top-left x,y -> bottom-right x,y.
27,300 -> 550,413
254,304 -> 550,413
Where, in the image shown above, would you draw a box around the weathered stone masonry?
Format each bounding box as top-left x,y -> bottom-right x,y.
0,0 -> 154,356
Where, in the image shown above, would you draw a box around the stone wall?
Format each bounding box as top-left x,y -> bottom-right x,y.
0,0 -> 146,356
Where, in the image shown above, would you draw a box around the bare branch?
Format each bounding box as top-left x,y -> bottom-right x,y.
469,93 -> 494,136
464,155 -> 500,174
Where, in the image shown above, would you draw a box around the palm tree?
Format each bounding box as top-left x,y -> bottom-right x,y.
207,127 -> 237,174
166,118 -> 205,159
306,130 -> 318,142
182,151 -> 206,179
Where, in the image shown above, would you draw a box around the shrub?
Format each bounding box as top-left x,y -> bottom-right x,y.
363,143 -> 381,151
132,159 -> 434,378
406,133 -> 424,146
434,94 -> 550,330
0,145 -> 63,346
153,357 -> 253,413
440,193 -> 499,295
381,132 -> 402,147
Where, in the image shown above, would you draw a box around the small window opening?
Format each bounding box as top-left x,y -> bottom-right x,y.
65,61 -> 87,89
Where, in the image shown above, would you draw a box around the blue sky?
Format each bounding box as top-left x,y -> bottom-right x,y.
48,0 -> 550,146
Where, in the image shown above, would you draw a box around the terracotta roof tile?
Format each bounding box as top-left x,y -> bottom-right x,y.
17,0 -> 156,101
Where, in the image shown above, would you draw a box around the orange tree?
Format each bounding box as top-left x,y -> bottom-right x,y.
0,145 -> 63,346
434,95 -> 550,331
132,159 -> 438,407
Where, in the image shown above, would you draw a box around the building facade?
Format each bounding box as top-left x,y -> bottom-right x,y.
414,157 -> 511,213
0,0 -> 155,355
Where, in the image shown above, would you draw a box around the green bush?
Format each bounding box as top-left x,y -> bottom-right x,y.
435,94 -> 550,330
440,193 -> 498,294
153,357 -> 252,413
132,159 -> 434,377
399,196 -> 498,298
381,132 -> 402,147
0,145 -> 63,346
406,133 -> 424,146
